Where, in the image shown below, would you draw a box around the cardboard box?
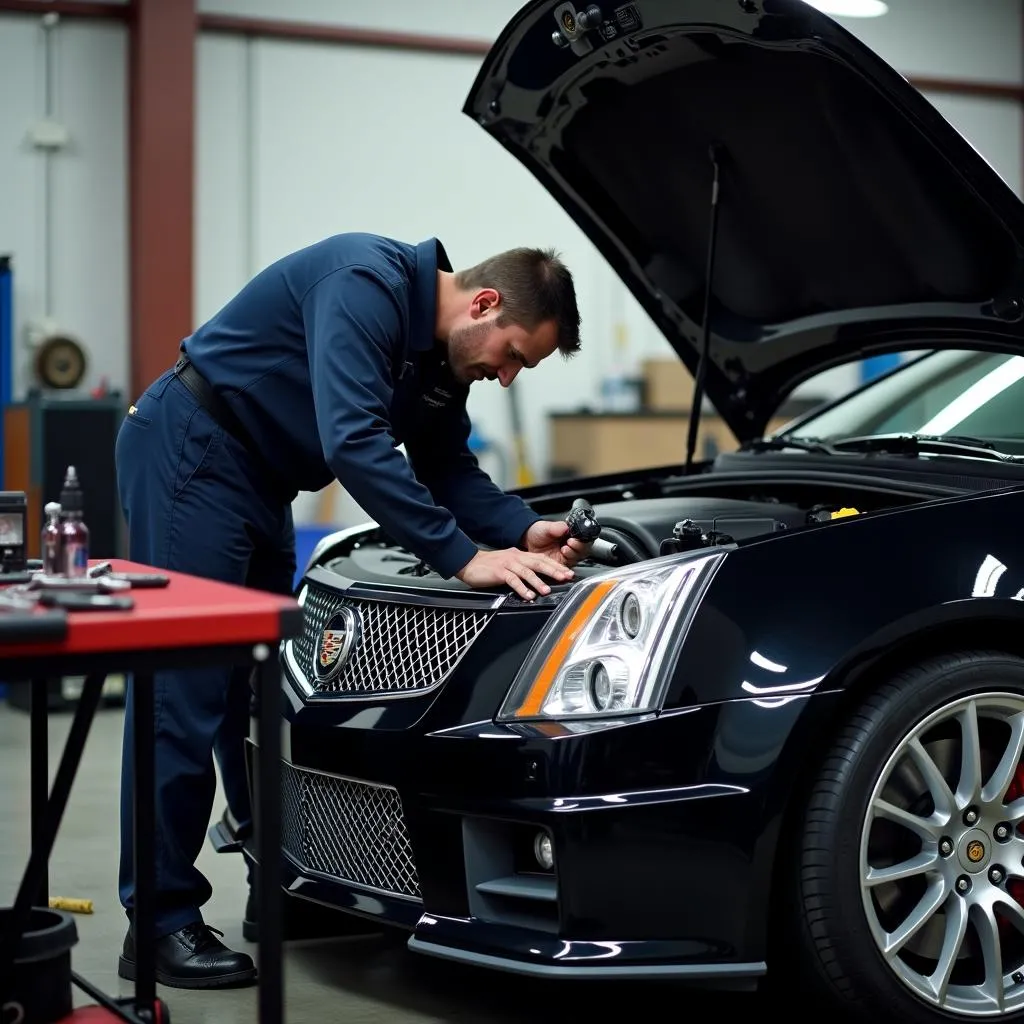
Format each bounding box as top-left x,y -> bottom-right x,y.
641,358 -> 695,412
549,411 -> 794,477
550,413 -> 727,476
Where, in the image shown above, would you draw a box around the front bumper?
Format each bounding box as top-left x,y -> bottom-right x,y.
240,698 -> 790,983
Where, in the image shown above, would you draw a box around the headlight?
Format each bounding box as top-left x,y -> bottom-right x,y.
497,551 -> 723,722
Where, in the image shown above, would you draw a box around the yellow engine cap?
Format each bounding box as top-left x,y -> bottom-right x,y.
831,507 -> 860,519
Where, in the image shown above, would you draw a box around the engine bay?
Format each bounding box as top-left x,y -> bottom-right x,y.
312,477 -> 919,593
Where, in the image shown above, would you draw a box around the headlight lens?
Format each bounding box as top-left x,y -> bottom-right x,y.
497,551 -> 723,721
619,591 -> 642,638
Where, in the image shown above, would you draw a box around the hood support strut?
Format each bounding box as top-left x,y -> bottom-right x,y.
685,144 -> 724,474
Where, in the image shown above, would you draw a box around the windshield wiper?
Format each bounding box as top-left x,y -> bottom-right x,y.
741,436 -> 837,455
828,433 -> 1024,462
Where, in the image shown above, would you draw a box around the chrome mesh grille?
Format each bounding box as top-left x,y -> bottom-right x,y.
292,582 -> 492,696
281,761 -> 421,900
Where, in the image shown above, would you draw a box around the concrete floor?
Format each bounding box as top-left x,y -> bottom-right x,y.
0,700 -> 776,1024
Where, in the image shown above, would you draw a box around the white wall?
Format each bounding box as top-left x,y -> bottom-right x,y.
0,13 -> 128,400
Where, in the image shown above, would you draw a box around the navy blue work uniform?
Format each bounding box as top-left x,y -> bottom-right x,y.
114,233 -> 541,936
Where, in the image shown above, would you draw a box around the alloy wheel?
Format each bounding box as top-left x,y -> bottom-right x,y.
860,691 -> 1024,1015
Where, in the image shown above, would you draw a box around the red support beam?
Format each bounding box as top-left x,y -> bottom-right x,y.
128,0 -> 196,400
909,75 -> 1024,103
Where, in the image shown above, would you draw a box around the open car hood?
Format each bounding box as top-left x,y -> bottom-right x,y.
463,0 -> 1024,441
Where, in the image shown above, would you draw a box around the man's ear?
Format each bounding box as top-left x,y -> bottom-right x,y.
470,287 -> 501,320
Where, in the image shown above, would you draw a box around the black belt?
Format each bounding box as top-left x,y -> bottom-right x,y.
173,354 -> 292,501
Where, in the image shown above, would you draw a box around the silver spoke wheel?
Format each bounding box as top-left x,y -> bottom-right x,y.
861,692 -> 1024,1016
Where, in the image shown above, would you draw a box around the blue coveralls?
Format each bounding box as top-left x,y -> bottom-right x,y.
114,233 -> 542,937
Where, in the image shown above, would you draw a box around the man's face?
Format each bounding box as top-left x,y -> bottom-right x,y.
446,291 -> 559,387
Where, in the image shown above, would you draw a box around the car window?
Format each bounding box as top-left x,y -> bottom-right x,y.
782,350 -> 1024,452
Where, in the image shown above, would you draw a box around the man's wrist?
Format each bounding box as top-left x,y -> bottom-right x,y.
516,515 -> 542,551
430,531 -> 479,580
454,549 -> 479,581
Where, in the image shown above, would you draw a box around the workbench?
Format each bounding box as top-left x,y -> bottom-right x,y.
0,559 -> 302,1023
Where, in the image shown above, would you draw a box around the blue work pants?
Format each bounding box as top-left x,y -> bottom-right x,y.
113,369 -> 295,937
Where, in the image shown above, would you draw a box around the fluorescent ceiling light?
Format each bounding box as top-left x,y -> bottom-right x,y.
805,0 -> 890,17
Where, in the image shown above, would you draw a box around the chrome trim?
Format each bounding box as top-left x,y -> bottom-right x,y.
304,563 -> 509,611
303,521 -> 377,574
284,581 -> 498,702
406,938 -> 767,980
312,604 -> 359,684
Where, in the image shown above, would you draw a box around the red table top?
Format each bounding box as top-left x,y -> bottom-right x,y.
0,559 -> 302,659
60,1009 -> 147,1023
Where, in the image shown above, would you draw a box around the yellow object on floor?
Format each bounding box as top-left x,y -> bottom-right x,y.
48,896 -> 93,914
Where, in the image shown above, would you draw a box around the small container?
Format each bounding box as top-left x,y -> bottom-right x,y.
0,905 -> 79,1024
58,466 -> 89,578
41,501 -> 62,575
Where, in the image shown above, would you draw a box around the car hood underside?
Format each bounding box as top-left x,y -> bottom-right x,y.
463,0 -> 1024,439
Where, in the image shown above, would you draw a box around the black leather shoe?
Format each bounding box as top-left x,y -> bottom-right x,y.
118,922 -> 258,990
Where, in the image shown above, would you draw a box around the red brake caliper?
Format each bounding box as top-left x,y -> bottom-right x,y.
1002,763 -> 1024,907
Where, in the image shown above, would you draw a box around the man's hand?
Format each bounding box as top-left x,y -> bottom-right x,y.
456,547 -> 574,601
522,519 -> 592,569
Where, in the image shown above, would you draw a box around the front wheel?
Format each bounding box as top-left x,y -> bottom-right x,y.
793,651 -> 1024,1023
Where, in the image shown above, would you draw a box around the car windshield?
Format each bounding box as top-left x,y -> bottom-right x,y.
780,349 -> 1024,455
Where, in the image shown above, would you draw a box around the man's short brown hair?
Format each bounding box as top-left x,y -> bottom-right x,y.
455,247 -> 581,357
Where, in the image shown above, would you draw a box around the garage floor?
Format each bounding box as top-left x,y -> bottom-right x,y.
0,702 -> 774,1024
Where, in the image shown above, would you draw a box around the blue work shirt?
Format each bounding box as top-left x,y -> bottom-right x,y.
182,232 -> 540,578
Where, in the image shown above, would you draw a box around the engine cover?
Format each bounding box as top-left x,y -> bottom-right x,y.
588,496 -> 806,557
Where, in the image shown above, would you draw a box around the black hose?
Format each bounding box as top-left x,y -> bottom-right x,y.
596,528 -> 647,565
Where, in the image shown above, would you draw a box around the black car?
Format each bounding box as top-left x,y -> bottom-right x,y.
222,2 -> 1024,1021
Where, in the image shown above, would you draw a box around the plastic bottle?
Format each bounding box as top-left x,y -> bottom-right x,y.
58,466 -> 90,577
599,323 -> 639,413
41,501 -> 62,575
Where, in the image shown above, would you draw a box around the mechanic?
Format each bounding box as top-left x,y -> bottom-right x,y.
112,232 -> 588,989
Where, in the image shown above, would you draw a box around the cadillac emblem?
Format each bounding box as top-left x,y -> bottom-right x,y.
315,606 -> 359,683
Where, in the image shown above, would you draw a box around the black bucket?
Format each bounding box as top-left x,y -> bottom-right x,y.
0,906 -> 78,1024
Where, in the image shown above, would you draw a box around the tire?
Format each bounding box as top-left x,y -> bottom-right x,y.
793,650 -> 1024,1024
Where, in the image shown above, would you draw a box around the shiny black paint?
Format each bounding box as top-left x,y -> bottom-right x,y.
265,482 -> 1024,978
409,919 -> 749,979
669,485 -> 1024,711
273,668 -> 841,967
462,0 -> 1024,440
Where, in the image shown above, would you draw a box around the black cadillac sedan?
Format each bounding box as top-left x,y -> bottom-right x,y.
219,3 -> 1024,1022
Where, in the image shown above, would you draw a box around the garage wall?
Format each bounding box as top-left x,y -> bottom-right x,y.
1,0 -> 1022,491
0,13 -> 128,399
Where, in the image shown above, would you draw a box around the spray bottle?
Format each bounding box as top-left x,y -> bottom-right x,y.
41,501 -> 62,575
58,466 -> 90,577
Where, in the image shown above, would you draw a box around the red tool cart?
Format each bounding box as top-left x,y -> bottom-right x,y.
0,559 -> 302,1024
